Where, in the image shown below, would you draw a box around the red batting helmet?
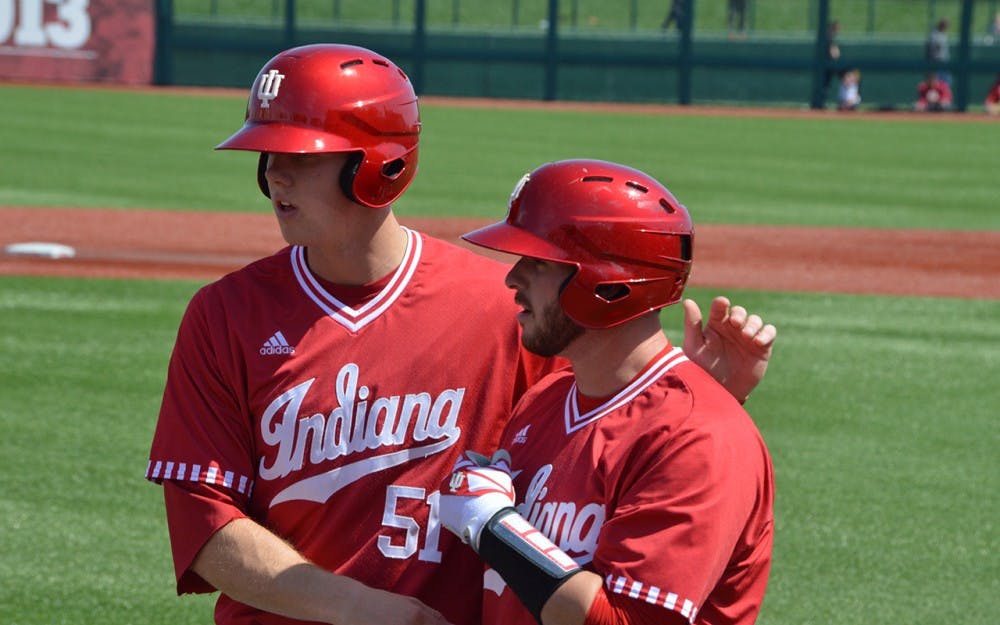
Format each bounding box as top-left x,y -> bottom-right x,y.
215,44 -> 421,209
462,160 -> 693,329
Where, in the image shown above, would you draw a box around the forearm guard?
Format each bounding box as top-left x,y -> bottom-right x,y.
478,508 -> 583,624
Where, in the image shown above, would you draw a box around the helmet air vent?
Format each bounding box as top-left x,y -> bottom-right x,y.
340,59 -> 363,69
595,283 -> 631,303
659,198 -> 676,214
626,181 -> 649,193
382,159 -> 406,179
581,175 -> 613,183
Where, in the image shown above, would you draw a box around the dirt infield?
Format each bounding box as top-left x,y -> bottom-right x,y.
1,207 -> 997,299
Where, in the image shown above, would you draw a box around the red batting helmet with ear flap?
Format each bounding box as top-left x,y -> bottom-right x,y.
215,44 -> 421,209
462,159 -> 694,329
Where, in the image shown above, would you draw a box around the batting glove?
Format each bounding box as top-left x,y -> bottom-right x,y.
439,450 -> 516,551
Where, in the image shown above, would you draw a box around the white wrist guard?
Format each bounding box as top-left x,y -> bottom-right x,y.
439,453 -> 516,550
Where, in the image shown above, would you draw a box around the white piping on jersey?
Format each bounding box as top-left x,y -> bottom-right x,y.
291,227 -> 422,333
605,573 -> 698,623
564,347 -> 687,434
145,459 -> 254,497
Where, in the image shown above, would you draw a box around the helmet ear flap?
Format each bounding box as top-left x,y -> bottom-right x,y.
257,151 -> 372,205
339,152 -> 365,203
257,153 -> 271,198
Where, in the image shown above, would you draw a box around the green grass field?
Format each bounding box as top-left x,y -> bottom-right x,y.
0,84 -> 998,624
1,85 -> 997,228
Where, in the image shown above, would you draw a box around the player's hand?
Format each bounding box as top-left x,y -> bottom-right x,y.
438,450 -> 515,551
682,296 -> 776,404
342,584 -> 454,625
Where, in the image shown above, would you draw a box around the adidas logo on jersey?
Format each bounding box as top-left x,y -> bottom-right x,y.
260,331 -> 295,355
512,425 -> 530,445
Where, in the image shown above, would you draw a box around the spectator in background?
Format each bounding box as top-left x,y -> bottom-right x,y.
661,0 -> 685,32
727,0 -> 748,39
984,73 -> 1000,115
837,69 -> 862,111
915,72 -> 953,112
986,13 -> 1000,45
823,20 -> 842,99
925,18 -> 951,85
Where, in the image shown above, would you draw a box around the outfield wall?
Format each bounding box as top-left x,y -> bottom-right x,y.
2,1 -> 997,110
159,20 -> 1000,111
0,0 -> 154,84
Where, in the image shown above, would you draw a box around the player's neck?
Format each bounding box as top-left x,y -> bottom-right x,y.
564,316 -> 669,398
305,209 -> 408,286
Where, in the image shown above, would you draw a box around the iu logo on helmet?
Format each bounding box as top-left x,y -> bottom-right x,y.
509,173 -> 531,209
257,69 -> 286,109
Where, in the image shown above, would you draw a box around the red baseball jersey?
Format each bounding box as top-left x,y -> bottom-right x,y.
484,345 -> 774,625
146,229 -> 558,625
986,80 -> 1000,106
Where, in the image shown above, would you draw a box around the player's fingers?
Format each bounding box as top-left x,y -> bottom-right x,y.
682,299 -> 706,350
726,305 -> 748,328
682,298 -> 703,328
742,314 -> 764,338
754,323 -> 778,348
708,296 -> 730,324
410,598 -> 452,625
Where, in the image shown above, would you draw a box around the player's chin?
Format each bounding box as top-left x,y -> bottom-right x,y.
276,222 -> 310,247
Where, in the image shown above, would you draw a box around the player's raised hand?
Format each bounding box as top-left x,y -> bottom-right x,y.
682,296 -> 776,404
439,450 -> 515,551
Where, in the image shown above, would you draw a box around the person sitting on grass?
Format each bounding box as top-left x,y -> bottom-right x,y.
915,72 -> 953,113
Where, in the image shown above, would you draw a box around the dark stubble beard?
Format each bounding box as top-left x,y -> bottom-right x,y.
522,299 -> 584,357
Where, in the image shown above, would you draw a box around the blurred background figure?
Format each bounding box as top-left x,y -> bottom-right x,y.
986,13 -> 1000,45
925,18 -> 951,85
823,20 -> 843,100
727,0 -> 748,39
915,72 -> 953,112
984,73 -> 1000,115
837,69 -> 862,111
661,0 -> 685,32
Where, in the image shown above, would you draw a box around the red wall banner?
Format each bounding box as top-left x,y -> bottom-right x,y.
0,0 -> 154,85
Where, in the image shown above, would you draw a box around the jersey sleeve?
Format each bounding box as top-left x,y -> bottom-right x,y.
163,480 -> 246,593
145,287 -> 257,590
592,415 -> 769,624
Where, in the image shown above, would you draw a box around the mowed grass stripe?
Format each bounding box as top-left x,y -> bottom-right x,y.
1,276 -> 998,623
0,85 -> 997,229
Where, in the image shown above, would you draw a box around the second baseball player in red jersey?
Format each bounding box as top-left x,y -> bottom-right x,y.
487,346 -> 772,624
439,159 -> 775,625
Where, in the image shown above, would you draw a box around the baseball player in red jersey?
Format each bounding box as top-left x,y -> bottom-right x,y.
984,72 -> 1000,115
145,45 -> 776,625
439,160 -> 775,625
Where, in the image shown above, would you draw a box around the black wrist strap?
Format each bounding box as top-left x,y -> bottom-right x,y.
478,508 -> 583,624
